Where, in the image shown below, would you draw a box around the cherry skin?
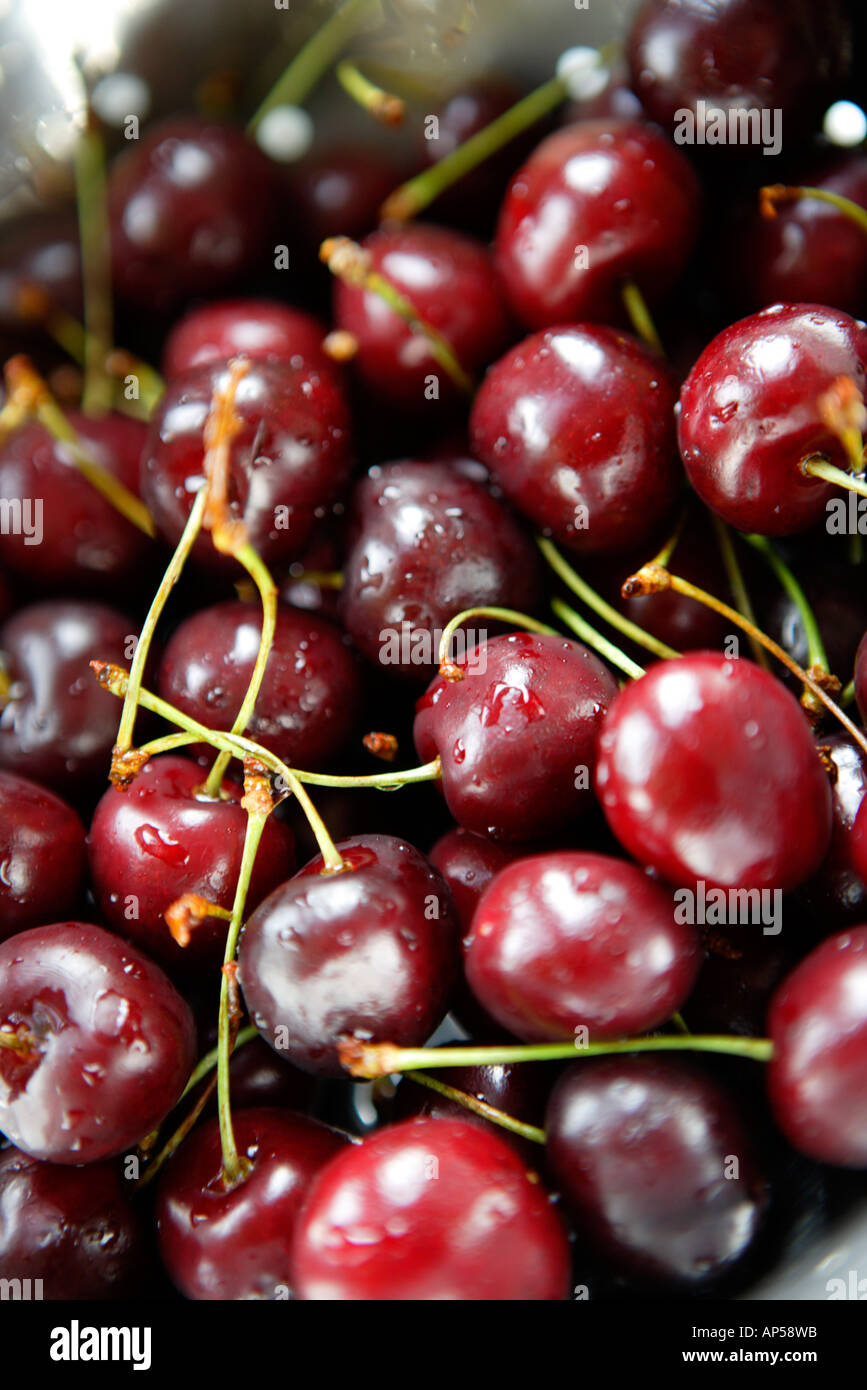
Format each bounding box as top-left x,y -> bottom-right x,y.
0,771 -> 87,940
677,303 -> 867,536
156,600 -> 362,769
156,1107 -> 348,1300
494,119 -> 699,329
290,1116 -> 571,1300
0,1146 -> 147,1299
0,599 -> 139,795
0,921 -> 196,1164
545,1056 -> 769,1289
469,325 -> 681,557
850,800 -> 867,889
464,851 -> 701,1041
854,629 -> 867,724
414,632 -> 618,842
595,652 -> 832,893
767,926 -> 867,1167
161,298 -> 328,379
141,357 -> 353,572
0,413 -> 153,592
108,119 -> 276,314
686,926 -> 795,1040
331,222 -> 512,412
391,1056 -> 550,1163
338,459 -> 542,682
799,735 -> 867,927
283,145 -> 400,256
238,834 -> 460,1077
0,210 -> 82,333
193,1027 -> 316,1119
88,754 -> 295,973
428,826 -> 525,934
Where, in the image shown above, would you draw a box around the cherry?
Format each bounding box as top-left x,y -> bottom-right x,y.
414,632 -> 618,841
161,298 -> 328,379
391,1057 -> 549,1163
851,800 -> 867,888
686,926 -> 796,1040
560,56 -> 645,125
464,851 -> 700,1041
338,459 -> 542,681
156,1107 -> 348,1300
141,356 -> 353,572
854,629 -> 867,723
88,755 -> 295,973
767,926 -> 867,1167
469,325 -> 681,557
0,1146 -> 147,1299
0,921 -> 196,1163
283,145 -> 400,257
595,651 -> 832,892
108,119 -> 277,315
0,412 -> 154,592
799,735 -> 867,927
546,1056 -> 769,1288
677,304 -> 867,536
331,222 -> 512,411
758,537 -> 867,691
0,599 -> 139,795
290,1116 -> 571,1300
193,1026 -> 316,1119
156,600 -> 362,769
428,826 -> 525,934
627,0 -> 851,150
237,834 -> 460,1077
0,771 -> 87,939
494,120 -> 699,329
0,210 -> 82,333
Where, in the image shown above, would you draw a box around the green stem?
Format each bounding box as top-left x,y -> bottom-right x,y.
711,516 -> 770,671
538,536 -> 680,661
437,605 -> 558,671
408,1071 -> 546,1145
621,280 -> 663,353
74,112 -> 114,416
841,678 -> 856,707
761,183 -> 867,237
336,59 -> 404,124
803,455 -> 867,497
743,533 -> 829,673
552,597 -> 645,680
182,1024 -> 258,1102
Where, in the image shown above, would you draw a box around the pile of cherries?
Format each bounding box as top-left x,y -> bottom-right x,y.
2,0 -> 867,1303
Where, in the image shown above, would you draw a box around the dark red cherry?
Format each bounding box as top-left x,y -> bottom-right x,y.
595,652 -> 832,892
332,222 -> 512,412
414,632 -> 618,841
686,926 -> 795,1040
494,120 -> 699,329
628,0 -> 851,149
0,413 -> 153,592
156,1107 -> 348,1300
799,735 -> 867,927
757,536 -> 867,693
283,145 -> 400,255
88,755 -> 295,973
0,211 -> 82,333
0,921 -> 196,1163
0,599 -> 138,795
851,800 -> 867,888
0,1146 -> 147,1299
193,1025 -> 316,1119
391,1056 -> 550,1165
855,630 -> 867,724
767,926 -> 867,1167
156,600 -> 362,768
290,1116 -> 570,1300
140,356 -> 352,572
465,851 -> 700,1041
108,119 -> 276,314
237,834 -> 459,1077
428,826 -> 525,933
678,303 -> 867,535
0,771 -> 86,939
546,1056 -> 769,1288
162,298 -> 328,379
338,459 -> 542,682
469,325 -> 681,557
560,57 -> 645,125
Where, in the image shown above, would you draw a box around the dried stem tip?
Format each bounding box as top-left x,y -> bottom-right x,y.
337,1036 -> 400,1078
621,562 -> 672,599
165,894 -> 232,947
363,731 -> 399,762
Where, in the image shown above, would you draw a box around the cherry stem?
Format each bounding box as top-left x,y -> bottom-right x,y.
339,1032 -> 775,1079
647,505 -> 687,569
2,356 -> 156,537
437,605 -> 558,676
0,1025 -> 36,1056
407,1071 -> 546,1145
320,236 -> 474,393
743,533 -> 830,673
671,1012 -> 690,1035
760,183 -> 867,238
183,1024 -> 258,1101
621,281 -> 663,353
288,567 -> 345,590
74,106 -> 114,416
380,72 -> 569,221
842,678 -> 856,707
136,1075 -> 218,1190
551,598 -> 645,680
336,59 -> 405,125
537,536 -> 680,661
247,0 -> 383,132
803,454 -> 867,497
710,516 -> 770,671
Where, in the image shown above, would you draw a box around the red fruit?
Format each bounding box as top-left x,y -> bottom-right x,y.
161,298 -> 328,378
0,771 -> 86,940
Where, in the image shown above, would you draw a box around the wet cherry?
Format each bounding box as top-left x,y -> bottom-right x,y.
800,735 -> 867,927
0,771 -> 87,940
161,298 -> 328,379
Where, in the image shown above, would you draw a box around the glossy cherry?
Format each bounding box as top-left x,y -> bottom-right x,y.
800,735 -> 867,927
596,652 -> 832,892
141,356 -> 353,572
428,826 -> 525,933
0,1146 -> 147,1299
546,1056 -> 769,1288
464,851 -> 700,1041
156,600 -> 362,768
391,1056 -> 550,1163
290,1116 -> 570,1300
678,303 -> 867,536
0,771 -> 87,939
686,926 -> 795,1040
161,298 -> 328,379
855,629 -> 867,724
238,834 -> 459,1077
469,325 -> 681,556
0,210 -> 82,333
767,926 -> 867,1167
415,632 -> 616,842
156,1107 -> 348,1300
338,459 -> 542,681
0,921 -> 196,1163
494,119 -> 699,329
88,754 -> 295,972
193,1027 -> 316,1119
283,145 -> 400,256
